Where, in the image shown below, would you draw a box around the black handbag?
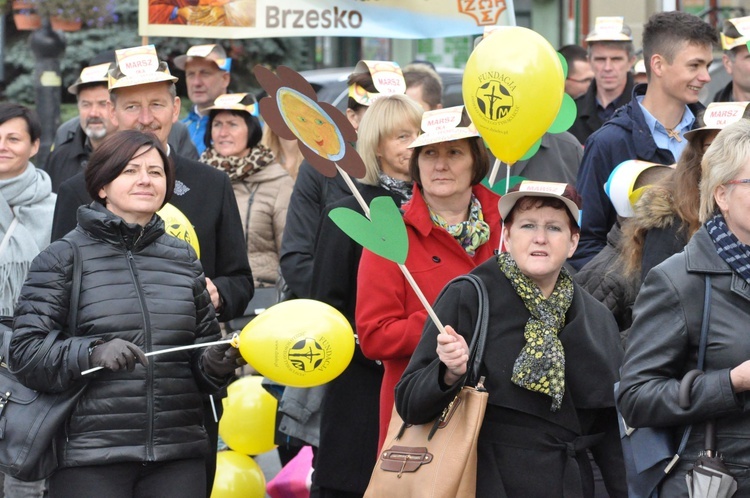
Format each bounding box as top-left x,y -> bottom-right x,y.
0,238 -> 88,481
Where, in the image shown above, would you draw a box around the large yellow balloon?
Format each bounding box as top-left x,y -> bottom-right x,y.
239,299 -> 355,388
219,376 -> 277,456
463,27 -> 564,164
211,451 -> 265,498
157,203 -> 200,258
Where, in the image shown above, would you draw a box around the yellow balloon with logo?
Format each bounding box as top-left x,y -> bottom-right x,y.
157,203 -> 200,258
219,376 -> 277,456
239,299 -> 355,387
463,27 -> 564,164
211,451 -> 265,498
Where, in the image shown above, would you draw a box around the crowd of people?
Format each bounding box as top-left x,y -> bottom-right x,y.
2,8 -> 750,498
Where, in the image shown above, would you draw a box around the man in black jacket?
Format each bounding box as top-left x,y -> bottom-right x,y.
713,16 -> 750,103
50,45 -> 253,493
569,16 -> 636,145
44,63 -> 117,192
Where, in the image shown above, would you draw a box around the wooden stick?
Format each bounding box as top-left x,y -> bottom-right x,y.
335,164 -> 370,218
332,163 -> 445,334
81,337 -> 234,376
398,264 -> 447,335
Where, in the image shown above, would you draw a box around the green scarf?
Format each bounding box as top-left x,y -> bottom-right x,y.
498,252 -> 574,411
429,194 -> 490,256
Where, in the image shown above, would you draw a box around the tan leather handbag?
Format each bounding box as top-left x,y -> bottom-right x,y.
364,274 -> 489,498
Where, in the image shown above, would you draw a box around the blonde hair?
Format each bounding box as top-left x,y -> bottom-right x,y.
699,120 -> 750,223
261,125 -> 302,180
356,94 -> 423,186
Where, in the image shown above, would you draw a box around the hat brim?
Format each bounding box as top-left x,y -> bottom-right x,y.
408,128 -> 479,149
68,79 -> 108,95
109,72 -> 178,90
205,103 -> 255,113
498,190 -> 580,226
174,54 -> 226,71
585,33 -> 633,42
683,126 -> 720,141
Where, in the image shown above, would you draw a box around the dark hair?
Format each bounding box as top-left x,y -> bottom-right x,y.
408,112 -> 489,188
505,196 -> 581,234
205,109 -> 262,152
347,71 -> 378,114
86,130 -> 174,208
0,103 -> 42,143
642,11 -> 718,79
403,63 -> 443,110
558,44 -> 588,66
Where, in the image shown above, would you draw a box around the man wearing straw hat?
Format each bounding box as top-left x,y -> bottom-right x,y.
571,11 -> 716,270
174,44 -> 232,155
44,63 -> 117,193
713,16 -> 750,103
50,44 -> 253,494
569,16 -> 636,144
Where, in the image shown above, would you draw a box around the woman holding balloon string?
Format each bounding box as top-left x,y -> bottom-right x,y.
10,130 -> 244,498
396,182 -> 626,497
355,106 -> 502,450
311,94 -> 423,497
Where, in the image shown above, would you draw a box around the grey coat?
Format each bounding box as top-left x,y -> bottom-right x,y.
618,226 -> 750,495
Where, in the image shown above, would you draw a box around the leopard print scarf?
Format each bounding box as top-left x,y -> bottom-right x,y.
498,251 -> 573,411
200,145 -> 275,183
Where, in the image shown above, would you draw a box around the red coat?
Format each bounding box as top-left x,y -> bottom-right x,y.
355,184 -> 501,450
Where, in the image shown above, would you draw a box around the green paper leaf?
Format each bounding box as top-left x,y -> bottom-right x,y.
328,196 -> 408,264
558,52 -> 568,79
548,94 -> 577,134
481,175 -> 526,195
520,139 -> 542,161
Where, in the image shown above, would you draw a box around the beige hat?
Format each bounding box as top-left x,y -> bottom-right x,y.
634,59 -> 646,75
721,16 -> 750,51
683,102 -> 750,140
585,17 -> 633,43
108,45 -> 178,91
498,181 -> 582,227
68,63 -> 112,95
347,60 -> 405,107
205,93 -> 257,114
408,106 -> 479,149
174,44 -> 231,72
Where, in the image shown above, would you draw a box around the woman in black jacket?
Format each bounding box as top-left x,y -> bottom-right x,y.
10,130 -> 242,498
618,119 -> 750,496
395,182 -> 626,498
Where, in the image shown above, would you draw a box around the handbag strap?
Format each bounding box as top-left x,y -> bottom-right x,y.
11,238 -> 82,377
0,217 -> 19,258
449,273 -> 490,388
668,274 -> 712,471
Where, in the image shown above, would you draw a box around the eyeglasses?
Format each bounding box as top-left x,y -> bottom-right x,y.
725,179 -> 750,186
566,77 -> 593,85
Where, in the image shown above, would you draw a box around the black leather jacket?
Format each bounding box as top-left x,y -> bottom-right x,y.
618,226 -> 750,490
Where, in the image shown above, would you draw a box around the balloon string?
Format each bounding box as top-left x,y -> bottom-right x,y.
81,336 -> 236,376
488,158 -> 501,187
499,163 -> 512,253
334,163 -> 446,335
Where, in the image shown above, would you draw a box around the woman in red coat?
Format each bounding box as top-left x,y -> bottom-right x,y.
355,106 -> 501,450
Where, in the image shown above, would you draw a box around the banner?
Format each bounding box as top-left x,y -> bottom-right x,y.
139,0 -> 516,39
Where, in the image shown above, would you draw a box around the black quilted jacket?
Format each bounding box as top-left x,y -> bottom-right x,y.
10,203 -> 227,468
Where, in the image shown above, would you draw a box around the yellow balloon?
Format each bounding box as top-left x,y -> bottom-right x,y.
463,27 -> 564,164
211,450 -> 265,498
239,299 -> 355,388
219,376 -> 277,456
157,203 -> 200,258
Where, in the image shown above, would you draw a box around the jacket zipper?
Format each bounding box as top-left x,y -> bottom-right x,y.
127,249 -> 155,462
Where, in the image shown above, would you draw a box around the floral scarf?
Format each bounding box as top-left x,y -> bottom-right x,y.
378,172 -> 413,205
706,212 -> 750,284
429,194 -> 490,256
200,144 -> 275,183
498,251 -> 574,411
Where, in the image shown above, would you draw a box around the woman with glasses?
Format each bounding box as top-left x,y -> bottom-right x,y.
618,119 -> 750,496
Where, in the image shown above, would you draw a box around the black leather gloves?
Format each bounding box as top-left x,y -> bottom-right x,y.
201,343 -> 246,378
89,339 -> 148,372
